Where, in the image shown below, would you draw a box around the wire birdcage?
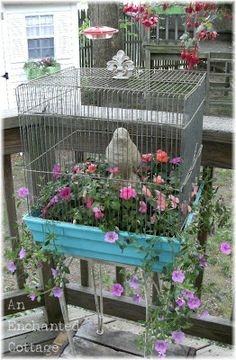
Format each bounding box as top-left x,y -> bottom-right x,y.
16,56 -> 206,237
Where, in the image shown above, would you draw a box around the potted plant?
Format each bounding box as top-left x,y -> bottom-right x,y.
5,152 -> 230,356
23,57 -> 61,80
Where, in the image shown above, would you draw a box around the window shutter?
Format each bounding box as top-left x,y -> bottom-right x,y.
7,14 -> 28,62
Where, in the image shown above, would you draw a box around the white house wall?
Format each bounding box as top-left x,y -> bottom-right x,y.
2,2 -> 79,110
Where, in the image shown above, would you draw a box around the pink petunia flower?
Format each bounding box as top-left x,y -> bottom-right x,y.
153,175 -> 165,185
108,166 -> 120,174
29,293 -> 36,301
169,195 -> 180,209
187,296 -> 201,310
86,197 -> 93,208
172,331 -> 185,344
142,185 -> 153,198
58,187 -> 71,201
132,293 -> 142,304
128,275 -> 140,289
19,248 -> 26,260
51,268 -> 60,278
141,153 -> 152,162
119,186 -> 137,200
104,231 -> 119,243
17,187 -> 29,199
156,198 -> 168,211
111,283 -> 124,297
198,311 -> 209,319
220,242 -> 231,255
92,207 -> 104,219
176,297 -> 185,307
172,270 -> 185,283
139,201 -> 147,213
52,164 -> 61,179
169,157 -> 183,165
7,261 -> 16,273
154,340 -> 169,356
181,203 -> 192,214
52,287 -> 63,298
181,289 -> 195,299
156,190 -> 166,201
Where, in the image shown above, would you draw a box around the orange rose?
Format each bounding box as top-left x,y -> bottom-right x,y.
156,149 -> 168,163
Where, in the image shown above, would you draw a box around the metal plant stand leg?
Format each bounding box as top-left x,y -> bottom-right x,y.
59,290 -> 77,356
91,261 -> 104,335
142,270 -> 150,358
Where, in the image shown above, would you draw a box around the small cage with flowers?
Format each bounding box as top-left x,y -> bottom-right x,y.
16,50 -> 206,271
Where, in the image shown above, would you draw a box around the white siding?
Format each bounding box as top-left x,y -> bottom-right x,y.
2,2 -> 79,110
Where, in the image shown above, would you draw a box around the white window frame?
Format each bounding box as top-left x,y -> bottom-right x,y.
26,15 -> 54,60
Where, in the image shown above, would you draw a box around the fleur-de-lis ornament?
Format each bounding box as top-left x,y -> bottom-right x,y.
107,50 -> 134,79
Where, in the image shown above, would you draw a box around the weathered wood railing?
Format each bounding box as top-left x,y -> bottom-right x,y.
3,112 -> 233,344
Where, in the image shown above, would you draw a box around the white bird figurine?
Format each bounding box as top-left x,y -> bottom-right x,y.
105,127 -> 141,183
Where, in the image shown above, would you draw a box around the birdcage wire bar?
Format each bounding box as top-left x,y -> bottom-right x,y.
16,66 -> 206,232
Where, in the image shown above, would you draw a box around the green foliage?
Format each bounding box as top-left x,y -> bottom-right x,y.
24,58 -> 61,80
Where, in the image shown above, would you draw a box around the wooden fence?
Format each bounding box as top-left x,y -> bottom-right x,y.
78,10 -> 233,116
3,112 -> 233,345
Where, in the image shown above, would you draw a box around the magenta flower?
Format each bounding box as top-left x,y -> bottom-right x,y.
7,261 -> 16,273
154,340 -> 169,356
220,242 -> 231,255
128,275 -> 140,289
29,293 -> 36,301
86,197 -> 93,208
172,331 -> 185,344
139,201 -> 147,213
187,296 -> 201,310
172,270 -> 185,283
169,157 -> 183,165
111,283 -> 124,297
181,289 -> 194,299
51,268 -> 60,278
48,195 -> 59,206
198,311 -> 209,319
17,187 -> 29,199
93,207 -> 104,219
119,186 -> 137,200
52,287 -> 63,298
58,187 -> 71,201
132,293 -> 142,304
176,297 -> 185,307
52,163 -> 61,179
108,166 -> 120,174
19,248 -> 26,260
104,231 -> 119,243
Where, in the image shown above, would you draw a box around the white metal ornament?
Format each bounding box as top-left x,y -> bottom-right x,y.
107,50 -> 134,79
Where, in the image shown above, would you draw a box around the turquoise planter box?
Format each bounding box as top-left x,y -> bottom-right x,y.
23,185 -> 203,272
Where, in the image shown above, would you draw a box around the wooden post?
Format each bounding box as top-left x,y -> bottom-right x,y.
152,273 -> 161,305
89,2 -> 123,68
39,259 -> 63,324
116,266 -> 125,292
4,154 -> 25,289
195,166 -> 214,295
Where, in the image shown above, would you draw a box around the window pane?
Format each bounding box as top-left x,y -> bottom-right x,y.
40,15 -> 53,25
40,38 -> 54,47
28,39 -> 40,49
26,16 -> 39,26
41,25 -> 54,36
29,48 -> 40,59
42,48 -> 54,58
27,26 -> 40,37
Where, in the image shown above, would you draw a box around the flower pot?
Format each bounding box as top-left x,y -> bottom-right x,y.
25,64 -> 61,80
23,214 -> 181,272
23,184 -> 202,272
